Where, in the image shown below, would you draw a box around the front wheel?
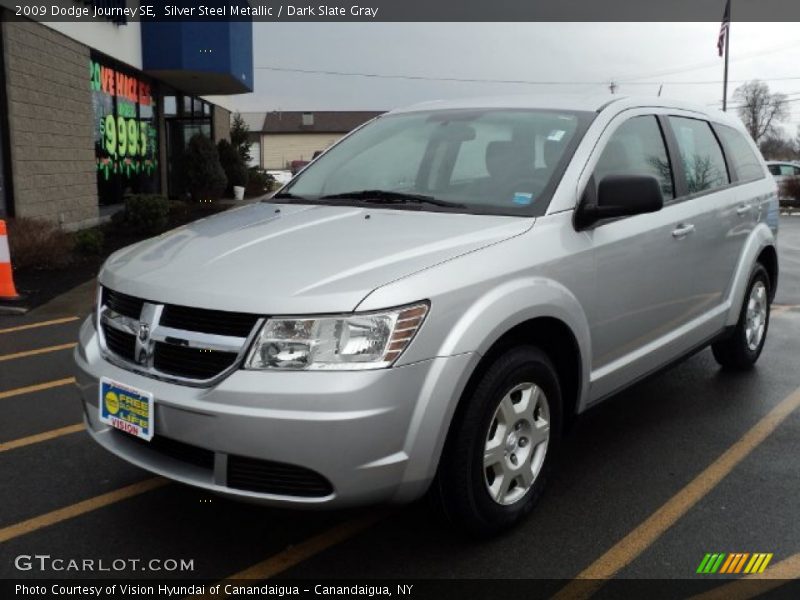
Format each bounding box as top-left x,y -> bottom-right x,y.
435,346 -> 562,537
712,263 -> 771,370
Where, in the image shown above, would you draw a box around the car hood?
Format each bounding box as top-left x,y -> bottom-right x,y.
99,202 -> 532,314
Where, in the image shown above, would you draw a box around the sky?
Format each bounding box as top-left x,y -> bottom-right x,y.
207,22 -> 800,137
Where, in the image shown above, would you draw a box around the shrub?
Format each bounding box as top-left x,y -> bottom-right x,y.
245,167 -> 276,197
109,207 -> 127,228
124,194 -> 170,235
6,217 -> 74,270
184,134 -> 227,201
230,112 -> 252,164
167,199 -> 192,225
74,228 -> 105,255
780,176 -> 800,207
218,139 -> 249,192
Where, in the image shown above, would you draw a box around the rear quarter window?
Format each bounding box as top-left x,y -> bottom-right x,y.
716,125 -> 765,182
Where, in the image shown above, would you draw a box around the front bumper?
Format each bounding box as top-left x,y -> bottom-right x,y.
75,317 -> 477,508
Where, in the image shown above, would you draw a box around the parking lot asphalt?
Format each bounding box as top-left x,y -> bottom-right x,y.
1,217 -> 799,596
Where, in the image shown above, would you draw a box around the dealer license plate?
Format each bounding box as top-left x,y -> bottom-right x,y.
98,377 -> 154,441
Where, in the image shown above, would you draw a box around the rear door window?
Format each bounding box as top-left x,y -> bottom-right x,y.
668,117 -> 730,194
716,126 -> 765,182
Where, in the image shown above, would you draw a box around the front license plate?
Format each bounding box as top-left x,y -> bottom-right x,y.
99,377 -> 154,441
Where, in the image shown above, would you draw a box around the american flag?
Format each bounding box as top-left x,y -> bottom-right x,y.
717,0 -> 731,57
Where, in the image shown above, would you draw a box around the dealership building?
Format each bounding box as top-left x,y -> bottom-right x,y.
0,5 -> 253,229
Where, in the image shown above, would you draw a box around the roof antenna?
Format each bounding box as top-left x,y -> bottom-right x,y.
609,81 -> 618,94
658,84 -> 663,97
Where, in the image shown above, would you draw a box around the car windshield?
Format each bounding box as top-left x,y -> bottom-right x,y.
274,108 -> 594,216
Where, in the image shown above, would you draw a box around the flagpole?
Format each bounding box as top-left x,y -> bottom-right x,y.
722,2 -> 731,111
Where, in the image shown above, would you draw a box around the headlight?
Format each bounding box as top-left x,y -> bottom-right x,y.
244,302 -> 429,370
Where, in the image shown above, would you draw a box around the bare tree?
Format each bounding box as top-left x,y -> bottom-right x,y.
734,80 -> 788,143
685,155 -> 717,194
794,125 -> 800,157
759,135 -> 796,161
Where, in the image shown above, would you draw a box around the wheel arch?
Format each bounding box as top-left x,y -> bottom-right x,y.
756,244 -> 778,302
454,317 -> 584,435
725,224 -> 779,326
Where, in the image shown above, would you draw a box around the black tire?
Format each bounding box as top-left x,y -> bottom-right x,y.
435,346 -> 562,537
712,263 -> 771,370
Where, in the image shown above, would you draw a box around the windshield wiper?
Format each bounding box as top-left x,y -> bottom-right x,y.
319,189 -> 465,208
271,192 -> 307,201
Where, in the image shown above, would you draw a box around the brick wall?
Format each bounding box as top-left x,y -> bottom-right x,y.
1,19 -> 98,230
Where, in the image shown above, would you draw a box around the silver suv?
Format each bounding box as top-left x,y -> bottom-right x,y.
75,95 -> 779,535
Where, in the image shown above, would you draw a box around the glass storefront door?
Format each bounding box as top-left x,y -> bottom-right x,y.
163,94 -> 213,199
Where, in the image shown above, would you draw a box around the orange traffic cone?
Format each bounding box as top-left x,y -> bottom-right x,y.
0,219 -> 21,300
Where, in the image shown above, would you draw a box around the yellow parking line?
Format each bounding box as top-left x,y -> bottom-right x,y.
0,423 -> 84,453
0,478 -> 167,544
0,316 -> 79,335
189,512 -> 389,600
0,342 -> 76,362
688,553 -> 800,599
553,385 -> 800,600
0,377 -> 76,400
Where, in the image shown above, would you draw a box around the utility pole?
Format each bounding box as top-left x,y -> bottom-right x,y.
721,1 -> 732,111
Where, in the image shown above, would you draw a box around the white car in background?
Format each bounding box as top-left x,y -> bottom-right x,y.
766,161 -> 800,201
266,170 -> 293,186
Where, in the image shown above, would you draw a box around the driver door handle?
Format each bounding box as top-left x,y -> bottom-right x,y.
736,203 -> 752,216
672,223 -> 695,239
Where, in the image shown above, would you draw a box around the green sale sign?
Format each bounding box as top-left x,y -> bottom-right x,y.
90,58 -> 158,189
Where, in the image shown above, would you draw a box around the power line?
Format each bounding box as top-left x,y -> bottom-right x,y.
254,65 -> 800,88
708,91 -> 800,107
254,65 -> 600,85
615,40 -> 800,83
724,97 -> 800,111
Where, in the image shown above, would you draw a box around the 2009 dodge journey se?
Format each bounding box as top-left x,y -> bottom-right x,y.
75,95 -> 779,535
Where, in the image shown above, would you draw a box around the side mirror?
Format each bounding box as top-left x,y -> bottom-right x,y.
576,174 -> 664,229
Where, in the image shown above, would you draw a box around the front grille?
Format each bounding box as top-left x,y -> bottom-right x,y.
100,286 -> 261,382
111,430 -> 214,470
227,455 -> 334,497
102,288 -> 145,319
160,305 -> 260,338
153,342 -> 239,380
102,322 -> 136,362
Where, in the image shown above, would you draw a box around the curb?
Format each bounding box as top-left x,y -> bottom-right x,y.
0,302 -> 30,315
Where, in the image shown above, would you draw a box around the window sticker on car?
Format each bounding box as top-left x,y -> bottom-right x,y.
512,192 -> 534,205
547,130 -> 566,141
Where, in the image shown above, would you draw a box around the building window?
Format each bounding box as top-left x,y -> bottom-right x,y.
90,53 -> 160,204
163,96 -> 177,117
302,112 -> 314,126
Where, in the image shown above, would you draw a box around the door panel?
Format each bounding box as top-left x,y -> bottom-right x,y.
589,200 -> 699,381
690,187 -> 752,316
667,117 -> 755,323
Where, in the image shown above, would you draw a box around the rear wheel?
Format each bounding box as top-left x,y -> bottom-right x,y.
435,346 -> 562,537
712,263 -> 771,370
